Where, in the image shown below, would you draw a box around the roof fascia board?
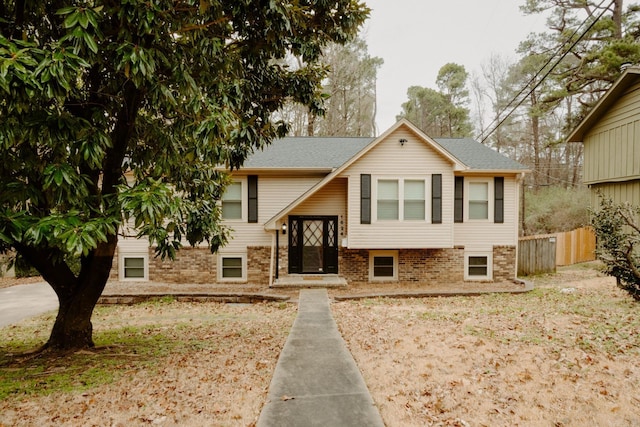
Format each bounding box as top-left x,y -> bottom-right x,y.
584,174 -> 640,185
456,169 -> 531,175
566,67 -> 640,142
230,167 -> 333,175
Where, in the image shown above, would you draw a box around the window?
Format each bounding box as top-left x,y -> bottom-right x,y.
468,182 -> 489,220
465,253 -> 492,280
468,256 -> 488,276
369,251 -> 398,281
375,178 -> 428,222
120,254 -> 148,281
222,257 -> 243,278
218,254 -> 246,281
404,180 -> 425,220
377,180 -> 399,220
222,182 -> 242,220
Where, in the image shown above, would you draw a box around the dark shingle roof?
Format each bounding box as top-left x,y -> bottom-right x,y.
242,135 -> 527,171
243,137 -> 374,169
435,138 -> 528,170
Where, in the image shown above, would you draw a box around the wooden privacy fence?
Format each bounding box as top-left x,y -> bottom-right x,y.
518,226 -> 596,276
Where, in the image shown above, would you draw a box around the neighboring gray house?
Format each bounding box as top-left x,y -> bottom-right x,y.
567,66 -> 640,208
114,119 -> 529,287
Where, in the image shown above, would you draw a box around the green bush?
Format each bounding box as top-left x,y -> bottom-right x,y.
591,197 -> 640,301
523,186 -> 590,235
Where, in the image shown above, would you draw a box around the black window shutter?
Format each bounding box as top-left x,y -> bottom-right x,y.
431,174 -> 442,224
454,176 -> 464,223
248,175 -> 258,223
361,174 -> 371,224
494,177 -> 504,223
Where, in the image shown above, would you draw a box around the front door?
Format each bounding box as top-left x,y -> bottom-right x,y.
288,216 -> 338,274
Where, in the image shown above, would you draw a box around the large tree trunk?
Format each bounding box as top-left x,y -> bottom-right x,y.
48,288 -> 99,350
46,239 -> 117,351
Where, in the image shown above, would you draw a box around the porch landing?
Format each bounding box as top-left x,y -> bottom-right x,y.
272,274 -> 348,288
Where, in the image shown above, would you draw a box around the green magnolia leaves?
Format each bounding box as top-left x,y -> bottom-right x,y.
0,0 -> 368,273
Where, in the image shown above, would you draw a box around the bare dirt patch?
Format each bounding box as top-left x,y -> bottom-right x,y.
334,264 -> 640,426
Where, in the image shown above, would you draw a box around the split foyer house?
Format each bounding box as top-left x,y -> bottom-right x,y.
114,119 -> 529,286
567,66 -> 640,208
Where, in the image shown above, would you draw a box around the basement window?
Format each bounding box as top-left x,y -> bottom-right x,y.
120,255 -> 148,281
218,254 -> 247,282
369,250 -> 398,281
465,253 -> 492,281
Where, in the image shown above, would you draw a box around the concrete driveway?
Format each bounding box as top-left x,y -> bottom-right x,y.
0,282 -> 58,328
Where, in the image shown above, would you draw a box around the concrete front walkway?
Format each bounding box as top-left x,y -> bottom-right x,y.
257,289 -> 384,427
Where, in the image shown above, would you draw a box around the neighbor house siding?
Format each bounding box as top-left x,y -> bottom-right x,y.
583,81 -> 640,185
339,127 -> 455,249
589,180 -> 640,208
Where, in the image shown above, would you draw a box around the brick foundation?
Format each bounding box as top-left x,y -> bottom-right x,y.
493,245 -> 517,282
149,247 -> 217,284
110,244 -> 517,286
339,247 -> 465,286
247,246 -> 272,285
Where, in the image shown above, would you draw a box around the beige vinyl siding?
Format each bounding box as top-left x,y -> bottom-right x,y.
454,175 -> 520,250
117,235 -> 150,252
290,178 -> 347,217
222,174 -> 324,251
339,128 -> 455,249
583,82 -> 640,184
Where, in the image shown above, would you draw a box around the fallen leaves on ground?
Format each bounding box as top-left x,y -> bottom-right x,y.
333,269 -> 640,427
0,302 -> 296,427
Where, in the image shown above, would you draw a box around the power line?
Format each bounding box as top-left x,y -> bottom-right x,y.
476,0 -> 615,144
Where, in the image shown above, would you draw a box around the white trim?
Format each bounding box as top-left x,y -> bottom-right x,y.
373,176 -> 429,223
465,177 -> 493,222
221,177 -> 247,222
119,252 -> 149,281
217,253 -> 247,282
464,251 -> 493,281
369,250 -> 399,281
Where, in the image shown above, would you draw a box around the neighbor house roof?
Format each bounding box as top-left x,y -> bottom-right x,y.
567,66 -> 640,142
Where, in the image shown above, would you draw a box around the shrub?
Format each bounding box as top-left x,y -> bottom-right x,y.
591,197 -> 640,301
523,186 -> 590,235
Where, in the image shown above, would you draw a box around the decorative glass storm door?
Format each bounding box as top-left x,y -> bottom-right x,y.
288,216 -> 338,274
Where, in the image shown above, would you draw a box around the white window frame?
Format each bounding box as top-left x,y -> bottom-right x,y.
217,253 -> 247,282
465,178 -> 493,221
464,252 -> 493,281
119,253 -> 149,281
221,178 -> 247,222
369,250 -> 399,282
373,177 -> 429,222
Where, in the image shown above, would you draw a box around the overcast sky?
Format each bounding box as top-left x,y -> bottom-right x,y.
362,0 -> 548,134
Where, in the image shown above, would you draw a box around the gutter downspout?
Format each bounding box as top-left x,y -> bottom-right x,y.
269,231 -> 275,287
275,229 -> 279,281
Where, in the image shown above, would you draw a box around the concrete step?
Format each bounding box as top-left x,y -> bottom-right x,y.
272,274 -> 348,288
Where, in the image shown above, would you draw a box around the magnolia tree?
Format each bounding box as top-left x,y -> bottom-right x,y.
0,0 -> 368,350
591,197 -> 640,301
